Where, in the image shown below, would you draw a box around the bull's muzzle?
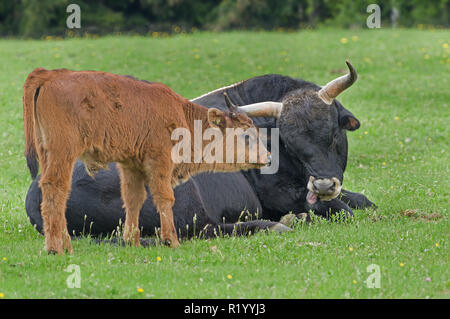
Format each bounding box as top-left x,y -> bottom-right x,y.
306,176 -> 342,204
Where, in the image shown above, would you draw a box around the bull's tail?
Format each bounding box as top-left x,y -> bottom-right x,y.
23,68 -> 48,179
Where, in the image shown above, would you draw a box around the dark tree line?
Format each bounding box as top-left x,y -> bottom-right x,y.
0,0 -> 448,38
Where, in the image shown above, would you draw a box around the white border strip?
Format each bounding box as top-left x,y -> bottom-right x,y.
190,80 -> 245,102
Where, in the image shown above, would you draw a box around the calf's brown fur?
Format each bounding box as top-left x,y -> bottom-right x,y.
23,68 -> 268,255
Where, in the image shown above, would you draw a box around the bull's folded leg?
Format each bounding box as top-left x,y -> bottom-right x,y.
94,237 -> 157,248
307,198 -> 354,220
118,164 -> 147,247
200,220 -> 291,238
339,189 -> 377,209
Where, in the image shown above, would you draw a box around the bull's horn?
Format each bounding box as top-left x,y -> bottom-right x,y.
223,92 -> 238,113
238,101 -> 283,118
317,60 -> 357,105
224,92 -> 283,118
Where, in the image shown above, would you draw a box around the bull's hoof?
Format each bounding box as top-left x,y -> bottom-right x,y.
297,213 -> 310,221
269,222 -> 292,233
279,213 -> 312,226
279,213 -> 297,227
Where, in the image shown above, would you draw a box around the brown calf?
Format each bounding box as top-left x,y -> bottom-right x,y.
23,68 -> 269,254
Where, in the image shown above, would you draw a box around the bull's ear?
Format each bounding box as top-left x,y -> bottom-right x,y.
339,110 -> 360,131
208,108 -> 227,130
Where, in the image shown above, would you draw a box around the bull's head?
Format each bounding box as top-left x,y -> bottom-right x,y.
234,61 -> 360,204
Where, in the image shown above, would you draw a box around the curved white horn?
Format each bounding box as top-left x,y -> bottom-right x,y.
318,60 -> 358,105
238,102 -> 283,118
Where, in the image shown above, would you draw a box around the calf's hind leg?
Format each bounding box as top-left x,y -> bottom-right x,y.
118,165 -> 147,246
39,150 -> 76,255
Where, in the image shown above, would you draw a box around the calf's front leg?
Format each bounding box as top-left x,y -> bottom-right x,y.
153,192 -> 179,248
145,161 -> 180,248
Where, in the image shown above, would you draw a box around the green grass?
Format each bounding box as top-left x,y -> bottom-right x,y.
0,29 -> 448,299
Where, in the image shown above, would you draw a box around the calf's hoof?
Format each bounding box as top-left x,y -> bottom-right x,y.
46,244 -> 64,255
45,236 -> 66,255
163,238 -> 180,248
123,228 -> 141,247
47,249 -> 60,255
63,235 -> 73,254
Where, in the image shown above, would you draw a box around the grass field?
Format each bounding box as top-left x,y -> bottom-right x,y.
0,29 -> 448,299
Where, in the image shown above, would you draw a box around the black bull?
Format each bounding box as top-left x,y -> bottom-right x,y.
25,71 -> 376,239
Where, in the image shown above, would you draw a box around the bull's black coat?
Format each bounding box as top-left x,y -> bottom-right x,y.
26,74 -> 376,238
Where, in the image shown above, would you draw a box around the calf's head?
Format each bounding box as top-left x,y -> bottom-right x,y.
236,61 -> 361,204
205,93 -> 271,170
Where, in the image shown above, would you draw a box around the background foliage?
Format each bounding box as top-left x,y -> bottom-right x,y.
0,0 -> 448,38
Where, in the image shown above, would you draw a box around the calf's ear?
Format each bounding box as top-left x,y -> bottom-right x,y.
339,109 -> 360,131
208,108 -> 227,130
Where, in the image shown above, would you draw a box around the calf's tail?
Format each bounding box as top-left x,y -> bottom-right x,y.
23,68 -> 48,179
